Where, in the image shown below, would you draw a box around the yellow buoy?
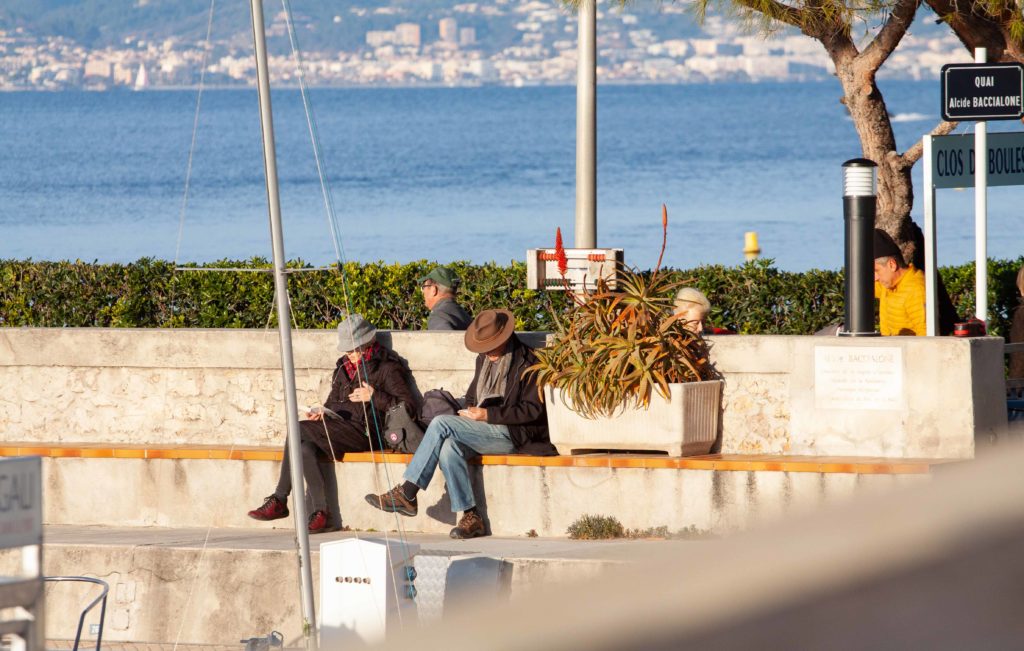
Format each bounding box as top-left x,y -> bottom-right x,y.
743,231 -> 761,261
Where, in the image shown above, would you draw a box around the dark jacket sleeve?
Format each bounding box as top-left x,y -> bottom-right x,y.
486,375 -> 544,425
1010,305 -> 1024,379
463,355 -> 481,407
370,357 -> 417,414
323,361 -> 347,412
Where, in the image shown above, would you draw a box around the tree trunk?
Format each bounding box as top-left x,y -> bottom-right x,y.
834,61 -> 918,265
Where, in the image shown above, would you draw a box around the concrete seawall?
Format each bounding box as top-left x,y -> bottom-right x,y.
0,329 -> 1007,458
0,328 -> 1003,645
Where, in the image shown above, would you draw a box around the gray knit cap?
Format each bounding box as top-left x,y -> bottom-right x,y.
336,313 -> 377,352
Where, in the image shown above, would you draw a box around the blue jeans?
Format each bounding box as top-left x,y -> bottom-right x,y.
403,414 -> 515,513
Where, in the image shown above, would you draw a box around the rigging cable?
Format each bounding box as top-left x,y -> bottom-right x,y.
173,0 -> 217,268
280,0 -> 418,625
170,4 -> 224,651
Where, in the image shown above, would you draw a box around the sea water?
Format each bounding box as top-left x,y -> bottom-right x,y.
0,82 -> 1020,270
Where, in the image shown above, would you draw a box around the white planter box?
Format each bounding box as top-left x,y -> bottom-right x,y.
545,380 -> 723,457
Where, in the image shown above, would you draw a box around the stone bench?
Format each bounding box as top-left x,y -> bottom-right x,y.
0,328 -> 1005,535
0,442 -> 955,537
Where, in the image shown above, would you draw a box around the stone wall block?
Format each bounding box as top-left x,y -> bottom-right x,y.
0,399 -> 22,428
229,394 -> 256,414
0,331 -> 1003,458
257,375 -> 281,392
721,374 -> 791,454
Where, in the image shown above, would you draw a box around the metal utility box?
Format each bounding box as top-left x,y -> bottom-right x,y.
526,248 -> 623,292
0,456 -> 44,651
412,551 -> 505,624
319,538 -> 420,647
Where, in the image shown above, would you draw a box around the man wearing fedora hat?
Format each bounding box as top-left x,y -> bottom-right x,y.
247,313 -> 416,533
873,229 -> 926,336
419,266 -> 472,330
366,308 -> 550,539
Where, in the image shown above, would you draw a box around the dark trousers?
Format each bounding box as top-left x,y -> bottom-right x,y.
273,419 -> 372,520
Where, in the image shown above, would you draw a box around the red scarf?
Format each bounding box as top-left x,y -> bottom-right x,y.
342,342 -> 380,380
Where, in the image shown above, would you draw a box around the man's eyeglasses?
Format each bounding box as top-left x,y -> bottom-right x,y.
421,282 -> 436,291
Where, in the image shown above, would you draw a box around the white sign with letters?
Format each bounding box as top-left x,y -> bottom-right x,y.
0,457 -> 42,549
814,346 -> 904,411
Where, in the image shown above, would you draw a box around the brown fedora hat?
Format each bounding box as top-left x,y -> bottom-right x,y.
465,309 -> 516,354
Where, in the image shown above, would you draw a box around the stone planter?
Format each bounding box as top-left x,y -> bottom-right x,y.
545,380 -> 723,457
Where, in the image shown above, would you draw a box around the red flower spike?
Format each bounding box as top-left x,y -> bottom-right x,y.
653,204 -> 668,276
554,227 -> 568,278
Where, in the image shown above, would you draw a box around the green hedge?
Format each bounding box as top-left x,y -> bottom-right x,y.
1,257 -> 1021,335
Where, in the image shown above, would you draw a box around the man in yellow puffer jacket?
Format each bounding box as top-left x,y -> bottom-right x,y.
873,229 -> 926,336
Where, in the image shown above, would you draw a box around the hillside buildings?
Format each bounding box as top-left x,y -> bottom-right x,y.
0,1 -> 971,90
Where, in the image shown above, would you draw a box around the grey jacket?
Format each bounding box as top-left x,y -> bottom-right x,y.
427,297 -> 472,330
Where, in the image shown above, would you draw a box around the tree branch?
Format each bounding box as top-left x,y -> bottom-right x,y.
733,0 -> 809,31
900,120 -> 961,166
922,0 -> 1012,61
859,0 -> 921,72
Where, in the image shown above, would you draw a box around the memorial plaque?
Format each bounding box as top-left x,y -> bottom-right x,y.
814,346 -> 903,411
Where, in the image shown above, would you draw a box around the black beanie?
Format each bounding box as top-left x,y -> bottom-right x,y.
873,229 -> 903,263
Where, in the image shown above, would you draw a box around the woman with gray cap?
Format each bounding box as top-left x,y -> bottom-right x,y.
247,314 -> 416,533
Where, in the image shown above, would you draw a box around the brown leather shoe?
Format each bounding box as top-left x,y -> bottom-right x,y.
449,511 -> 485,539
365,485 -> 418,517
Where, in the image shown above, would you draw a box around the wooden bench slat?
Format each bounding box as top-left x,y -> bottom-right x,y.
0,443 -> 958,475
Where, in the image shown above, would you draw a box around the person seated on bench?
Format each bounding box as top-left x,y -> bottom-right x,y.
873,229 -> 926,336
673,287 -> 734,335
365,309 -> 551,539
247,313 -> 416,533
1010,264 -> 1024,379
419,265 -> 472,330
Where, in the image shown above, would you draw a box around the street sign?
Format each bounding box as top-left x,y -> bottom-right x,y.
941,62 -> 1024,121
0,457 -> 41,549
930,131 -> 1024,189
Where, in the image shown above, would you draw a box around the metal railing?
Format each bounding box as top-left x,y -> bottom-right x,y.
43,577 -> 108,651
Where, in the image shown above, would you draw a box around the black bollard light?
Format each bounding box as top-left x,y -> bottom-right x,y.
841,159 -> 880,337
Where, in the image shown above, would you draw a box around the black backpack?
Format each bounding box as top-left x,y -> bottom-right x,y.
419,388 -> 462,428
383,402 -> 425,453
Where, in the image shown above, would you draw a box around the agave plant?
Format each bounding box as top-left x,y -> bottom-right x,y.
528,205 -> 716,419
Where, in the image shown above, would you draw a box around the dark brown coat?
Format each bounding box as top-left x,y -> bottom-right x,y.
1010,305 -> 1024,380
464,334 -> 551,451
303,347 -> 416,459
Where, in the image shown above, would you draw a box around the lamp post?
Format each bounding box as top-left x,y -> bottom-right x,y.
841,159 -> 879,337
575,0 -> 596,248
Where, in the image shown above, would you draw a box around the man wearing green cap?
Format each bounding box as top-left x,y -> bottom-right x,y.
419,266 -> 472,330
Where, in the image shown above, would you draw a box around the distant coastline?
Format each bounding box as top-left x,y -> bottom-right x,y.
0,74 -> 942,93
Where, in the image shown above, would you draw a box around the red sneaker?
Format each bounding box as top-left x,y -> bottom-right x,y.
247,495 -> 289,521
308,510 -> 333,534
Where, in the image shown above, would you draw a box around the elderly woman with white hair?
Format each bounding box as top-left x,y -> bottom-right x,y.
673,287 -> 733,335
673,287 -> 711,334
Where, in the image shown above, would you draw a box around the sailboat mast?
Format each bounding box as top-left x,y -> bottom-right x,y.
248,0 -> 318,647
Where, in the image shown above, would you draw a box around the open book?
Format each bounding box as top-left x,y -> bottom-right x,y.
303,405 -> 343,420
